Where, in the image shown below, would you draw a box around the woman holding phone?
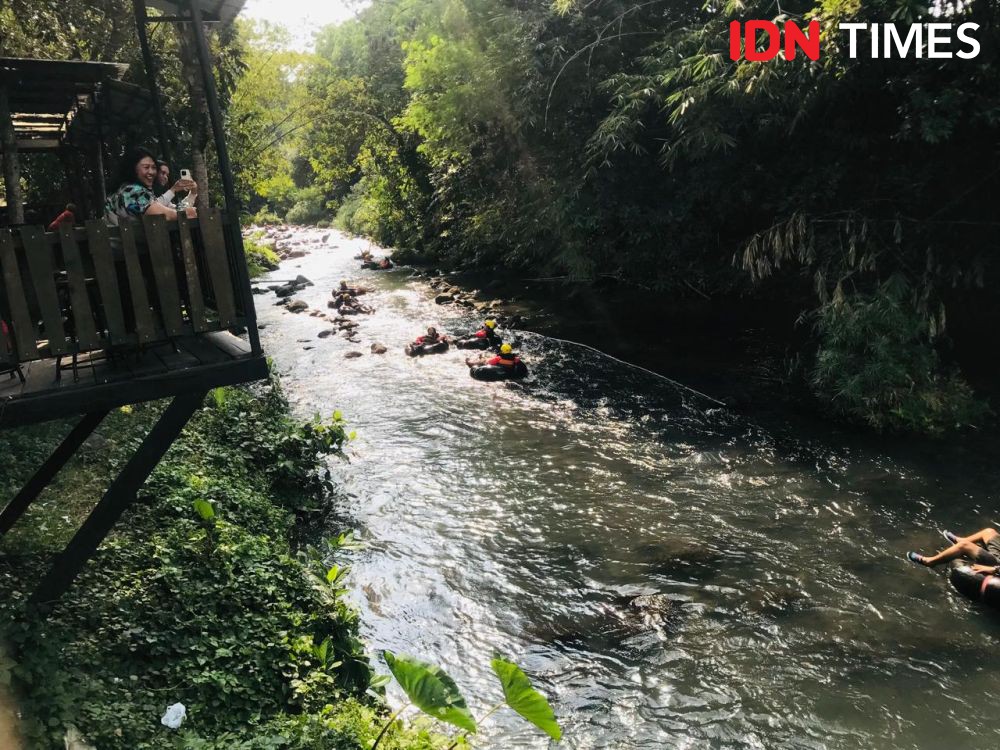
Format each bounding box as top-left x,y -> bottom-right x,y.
154,160 -> 198,208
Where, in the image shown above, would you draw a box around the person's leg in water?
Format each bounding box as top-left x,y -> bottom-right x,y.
907,528 -> 999,566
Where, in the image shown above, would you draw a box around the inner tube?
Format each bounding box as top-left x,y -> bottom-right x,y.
470,362 -> 528,381
949,562 -> 1000,607
405,340 -> 449,356
361,261 -> 379,270
454,335 -> 492,350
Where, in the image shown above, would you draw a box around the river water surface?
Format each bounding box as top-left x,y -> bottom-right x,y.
255,229 -> 1000,749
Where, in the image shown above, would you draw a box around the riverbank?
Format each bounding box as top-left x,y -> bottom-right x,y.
0,378 -> 448,749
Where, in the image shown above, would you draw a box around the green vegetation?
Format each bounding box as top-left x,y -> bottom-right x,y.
243,233 -> 281,278
374,653 -> 561,748
0,380 -> 447,750
809,276 -> 988,434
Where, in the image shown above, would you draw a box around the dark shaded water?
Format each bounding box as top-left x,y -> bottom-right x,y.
256,228 -> 1000,749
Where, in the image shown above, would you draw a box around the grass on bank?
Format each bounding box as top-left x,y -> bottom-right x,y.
0,378 -> 451,750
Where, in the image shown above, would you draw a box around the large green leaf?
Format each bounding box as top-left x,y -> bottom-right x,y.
192,499 -> 215,521
491,657 -> 562,741
383,651 -> 477,734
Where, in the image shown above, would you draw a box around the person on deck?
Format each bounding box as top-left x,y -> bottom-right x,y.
104,147 -> 197,226
47,203 -> 77,231
466,342 -> 523,370
907,527 -> 1000,575
154,159 -> 198,208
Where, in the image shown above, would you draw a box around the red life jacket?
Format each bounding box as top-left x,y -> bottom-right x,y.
488,354 -> 520,368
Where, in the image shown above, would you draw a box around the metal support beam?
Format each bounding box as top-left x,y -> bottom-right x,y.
94,136 -> 108,207
186,0 -> 261,355
145,15 -> 219,23
0,85 -> 24,224
0,412 -> 109,535
29,393 -> 204,604
132,0 -> 172,164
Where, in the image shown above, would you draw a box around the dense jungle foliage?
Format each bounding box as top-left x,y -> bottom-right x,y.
0,381 -> 450,750
2,0 -> 997,433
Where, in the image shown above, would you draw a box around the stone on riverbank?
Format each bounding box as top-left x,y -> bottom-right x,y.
371,343 -> 388,354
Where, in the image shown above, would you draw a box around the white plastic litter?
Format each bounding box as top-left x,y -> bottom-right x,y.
160,702 -> 187,730
64,725 -> 96,750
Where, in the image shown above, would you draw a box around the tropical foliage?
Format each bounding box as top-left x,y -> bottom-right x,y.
0,380 -> 449,749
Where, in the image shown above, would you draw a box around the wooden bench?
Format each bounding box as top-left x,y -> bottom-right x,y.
0,209 -> 248,379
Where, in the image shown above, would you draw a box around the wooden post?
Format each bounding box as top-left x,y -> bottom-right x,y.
0,412 -> 109,535
94,138 -> 108,208
29,392 -> 205,604
0,85 -> 24,225
132,0 -> 172,164
186,0 -> 261,355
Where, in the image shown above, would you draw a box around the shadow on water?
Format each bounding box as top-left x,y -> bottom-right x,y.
256,229 -> 1000,749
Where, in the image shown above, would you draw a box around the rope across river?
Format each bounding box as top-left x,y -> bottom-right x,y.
522,331 -> 728,408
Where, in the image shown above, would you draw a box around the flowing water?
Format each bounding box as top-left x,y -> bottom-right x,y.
256,229 -> 1000,749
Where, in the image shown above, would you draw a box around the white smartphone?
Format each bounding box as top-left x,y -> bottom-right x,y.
180,168 -> 192,180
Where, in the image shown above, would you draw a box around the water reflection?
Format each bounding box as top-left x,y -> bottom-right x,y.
256,229 -> 1000,749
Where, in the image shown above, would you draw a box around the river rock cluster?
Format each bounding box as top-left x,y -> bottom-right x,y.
427,277 -> 502,316
248,224 -> 332,262
248,225 -> 528,356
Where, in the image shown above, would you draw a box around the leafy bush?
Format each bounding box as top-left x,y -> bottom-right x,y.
0,379 -> 445,750
251,208 -> 284,226
243,237 -> 281,278
809,277 -> 988,435
334,184 -> 373,238
285,186 -> 330,225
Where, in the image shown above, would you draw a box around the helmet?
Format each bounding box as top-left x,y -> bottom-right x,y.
500,343 -> 513,354
340,280 -> 348,287
484,319 -> 497,329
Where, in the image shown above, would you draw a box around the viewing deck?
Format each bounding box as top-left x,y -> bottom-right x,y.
0,331 -> 265,428
0,210 -> 264,429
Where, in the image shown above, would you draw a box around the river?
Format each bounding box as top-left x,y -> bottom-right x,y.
255,228 -> 1000,749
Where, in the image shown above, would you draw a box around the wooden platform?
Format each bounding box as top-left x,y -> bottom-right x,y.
0,332 -> 267,428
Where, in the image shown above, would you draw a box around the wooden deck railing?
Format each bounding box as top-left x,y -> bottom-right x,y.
0,209 -> 259,369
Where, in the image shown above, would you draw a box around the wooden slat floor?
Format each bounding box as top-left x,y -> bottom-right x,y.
0,333 -> 267,428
